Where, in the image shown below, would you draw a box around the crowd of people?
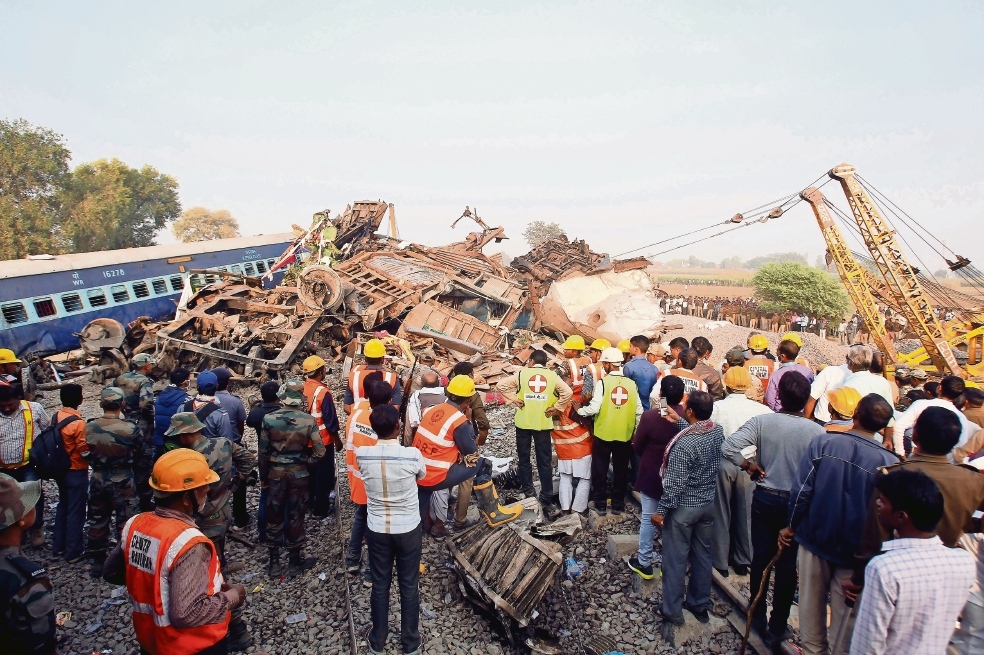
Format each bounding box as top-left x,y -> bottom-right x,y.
3,324 -> 984,654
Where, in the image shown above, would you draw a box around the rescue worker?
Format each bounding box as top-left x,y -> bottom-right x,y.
0,473 -> 56,655
86,387 -> 147,577
617,339 -> 632,364
103,449 -> 247,655
407,348 -> 440,395
577,347 -> 643,515
450,362 -> 490,530
691,336 -> 725,401
580,338 -> 611,404
0,383 -> 49,547
551,390 -> 593,515
653,347 -> 708,406
414,376 -> 522,527
301,356 -> 342,518
0,349 -> 22,385
245,381 -> 281,544
343,338 -> 402,413
180,371 -> 237,445
742,332 -> 776,362
893,366 -> 914,412
166,413 -> 256,572
647,343 -> 671,374
258,379 -> 325,578
113,352 -> 157,511
344,376 -> 389,573
666,337 -> 690,365
744,334 -> 776,382
910,367 -> 928,392
824,387 -> 862,433
781,332 -> 814,372
558,335 -> 591,403
496,350 -> 573,521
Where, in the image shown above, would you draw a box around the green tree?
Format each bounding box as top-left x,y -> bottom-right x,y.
752,262 -> 850,319
59,158 -> 181,252
0,118 -> 71,259
172,207 -> 240,242
523,220 -> 565,248
719,255 -> 743,269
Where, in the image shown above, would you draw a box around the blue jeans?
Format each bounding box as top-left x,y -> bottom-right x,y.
346,503 -> 368,565
53,469 -> 88,559
660,503 -> 714,623
638,492 -> 661,567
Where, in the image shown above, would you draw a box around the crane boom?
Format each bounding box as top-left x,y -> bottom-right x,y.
829,163 -> 962,374
800,187 -> 898,362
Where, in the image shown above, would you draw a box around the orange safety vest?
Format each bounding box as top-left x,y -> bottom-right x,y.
667,369 -> 707,399
567,355 -> 591,400
744,356 -> 775,381
825,423 -> 854,433
344,401 -> 377,504
303,378 -> 332,445
412,402 -> 466,487
3,402 -> 34,469
348,365 -> 398,405
550,405 -> 592,460
586,362 -> 607,388
122,512 -> 229,655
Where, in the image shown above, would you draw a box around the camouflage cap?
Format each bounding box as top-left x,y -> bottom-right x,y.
0,473 -> 41,530
101,386 -> 125,404
724,347 -> 746,368
164,412 -> 206,437
132,353 -> 157,367
418,348 -> 437,362
894,366 -> 912,379
911,368 -> 928,380
278,379 -> 306,406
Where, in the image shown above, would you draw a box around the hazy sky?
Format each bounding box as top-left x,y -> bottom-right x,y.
2,1 -> 982,270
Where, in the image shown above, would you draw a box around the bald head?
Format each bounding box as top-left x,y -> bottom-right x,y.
421,371 -> 440,388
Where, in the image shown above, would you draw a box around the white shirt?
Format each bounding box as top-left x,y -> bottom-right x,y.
838,370 -> 896,427
710,393 -> 773,440
577,370 -> 644,430
406,387 -> 446,429
357,440 -> 427,534
892,398 -> 978,457
810,364 -> 850,423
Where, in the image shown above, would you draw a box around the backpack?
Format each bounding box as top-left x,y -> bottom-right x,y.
29,413 -> 81,480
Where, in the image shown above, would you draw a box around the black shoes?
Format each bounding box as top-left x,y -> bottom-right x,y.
628,555 -> 655,580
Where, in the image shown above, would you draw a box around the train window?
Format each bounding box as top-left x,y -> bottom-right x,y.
267,259 -> 276,270
230,265 -> 243,275
151,279 -> 168,295
88,289 -> 108,307
1,302 -> 28,325
169,276 -> 184,292
33,297 -> 57,318
111,285 -> 130,303
243,263 -> 256,276
61,293 -> 83,313
255,261 -> 267,274
132,281 -> 150,299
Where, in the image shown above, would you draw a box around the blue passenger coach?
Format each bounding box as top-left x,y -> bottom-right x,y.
0,233 -> 294,358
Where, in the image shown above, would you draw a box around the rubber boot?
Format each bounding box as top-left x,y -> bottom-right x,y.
267,547 -> 280,578
474,480 -> 523,527
288,549 -> 317,577
227,609 -> 252,652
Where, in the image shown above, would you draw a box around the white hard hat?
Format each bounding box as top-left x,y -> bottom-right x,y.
600,347 -> 624,364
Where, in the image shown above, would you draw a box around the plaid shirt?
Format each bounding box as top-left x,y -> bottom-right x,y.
656,420 -> 725,517
0,402 -> 50,467
850,536 -> 974,655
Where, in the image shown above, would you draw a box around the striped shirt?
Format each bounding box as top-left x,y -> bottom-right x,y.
357,440 -> 427,534
850,536 -> 974,655
0,402 -> 50,467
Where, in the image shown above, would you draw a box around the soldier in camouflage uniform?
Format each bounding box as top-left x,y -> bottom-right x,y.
259,379 -> 325,578
165,412 -> 256,571
113,352 -> 157,511
86,387 -> 146,577
0,474 -> 56,655
894,366 -> 914,413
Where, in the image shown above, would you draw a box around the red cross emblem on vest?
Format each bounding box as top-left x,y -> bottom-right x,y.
610,386 -> 629,406
528,374 -> 548,393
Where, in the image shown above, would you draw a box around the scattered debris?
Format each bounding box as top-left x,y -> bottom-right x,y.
285,613 -> 309,624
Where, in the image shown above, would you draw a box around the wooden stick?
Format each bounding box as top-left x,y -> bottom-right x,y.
739,544 -> 784,655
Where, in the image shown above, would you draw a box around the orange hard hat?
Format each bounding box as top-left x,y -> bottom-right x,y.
149,449 -> 219,493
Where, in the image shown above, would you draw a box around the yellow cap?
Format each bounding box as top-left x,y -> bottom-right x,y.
781,332 -> 803,347
302,355 -> 326,374
149,449 -> 220,493
827,386 -> 862,418
617,340 -> 631,353
363,339 -> 386,359
0,349 -> 21,365
562,335 -> 586,351
723,366 -> 752,391
589,338 -> 611,351
966,381 -> 980,389
447,374 -> 476,397
748,335 -> 769,352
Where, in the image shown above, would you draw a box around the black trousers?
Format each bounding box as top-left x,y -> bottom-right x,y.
515,427 -> 554,502
367,525 -> 422,654
309,453 -> 336,517
590,437 -> 632,511
749,489 -> 799,636
232,485 -> 249,527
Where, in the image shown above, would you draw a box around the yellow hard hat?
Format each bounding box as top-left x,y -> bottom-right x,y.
149,448 -> 220,493
447,374 -> 476,397
617,340 -> 631,353
966,381 -> 980,389
748,335 -> 769,352
723,366 -> 752,391
589,338 -> 611,351
302,355 -> 326,374
0,349 -> 21,365
562,335 -> 586,351
363,339 -> 386,359
827,386 -> 862,418
781,332 -> 803,347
